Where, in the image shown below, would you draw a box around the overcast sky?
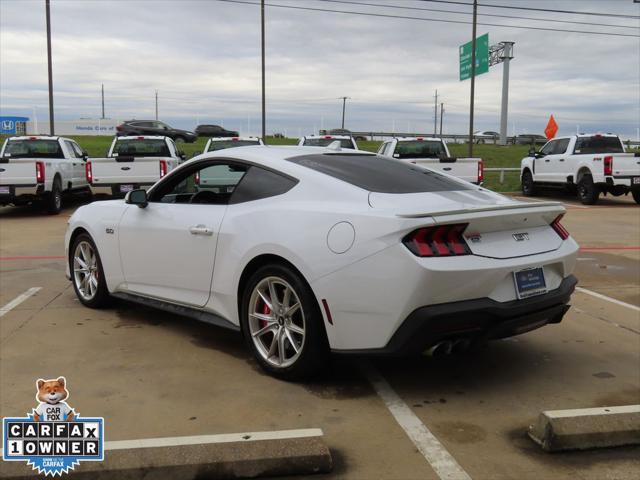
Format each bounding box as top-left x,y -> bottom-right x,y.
1,0 -> 639,138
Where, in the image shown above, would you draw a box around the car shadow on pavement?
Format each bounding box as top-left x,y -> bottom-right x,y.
0,193 -> 93,218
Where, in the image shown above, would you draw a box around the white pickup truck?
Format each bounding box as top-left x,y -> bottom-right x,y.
87,136 -> 183,197
203,136 -> 263,153
377,137 -> 484,185
298,135 -> 358,150
520,134 -> 640,205
0,135 -> 90,214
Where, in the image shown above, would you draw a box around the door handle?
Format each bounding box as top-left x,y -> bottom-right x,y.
559,158 -> 565,162
545,159 -> 550,162
189,224 -> 213,236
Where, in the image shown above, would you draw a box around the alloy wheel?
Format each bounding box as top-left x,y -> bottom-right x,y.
248,276 -> 306,368
73,241 -> 99,301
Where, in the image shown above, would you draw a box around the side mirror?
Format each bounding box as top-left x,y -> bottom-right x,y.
528,147 -> 535,157
178,151 -> 186,160
192,151 -> 201,158
125,189 -> 148,208
82,152 -> 89,161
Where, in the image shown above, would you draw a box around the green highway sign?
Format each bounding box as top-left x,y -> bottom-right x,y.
459,33 -> 489,81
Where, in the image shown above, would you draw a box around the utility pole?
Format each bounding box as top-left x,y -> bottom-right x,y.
439,103 -> 444,137
433,89 -> 438,136
498,42 -> 514,145
101,84 -> 105,119
468,0 -> 478,156
261,0 -> 266,139
340,96 -> 349,129
155,90 -> 158,120
45,0 -> 54,135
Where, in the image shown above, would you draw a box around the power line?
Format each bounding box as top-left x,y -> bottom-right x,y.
419,0 -> 640,19
214,0 -> 640,38
317,0 -> 639,29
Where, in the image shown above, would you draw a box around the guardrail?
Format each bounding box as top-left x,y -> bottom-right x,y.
484,167 -> 520,184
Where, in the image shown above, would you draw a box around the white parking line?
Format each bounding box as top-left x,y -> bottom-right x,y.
105,428 -> 323,451
0,287 -> 41,318
361,362 -> 471,480
576,287 -> 640,313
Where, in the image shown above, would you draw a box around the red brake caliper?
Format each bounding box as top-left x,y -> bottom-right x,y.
260,299 -> 270,329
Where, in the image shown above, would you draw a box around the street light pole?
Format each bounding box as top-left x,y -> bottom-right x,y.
468,0 -> 477,156
340,96 -> 349,129
261,0 -> 266,139
45,0 -> 54,135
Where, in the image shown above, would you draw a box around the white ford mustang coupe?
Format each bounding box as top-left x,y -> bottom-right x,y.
65,146 -> 578,379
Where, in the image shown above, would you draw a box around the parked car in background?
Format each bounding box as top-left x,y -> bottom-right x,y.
377,137 -> 484,185
321,128 -> 367,141
86,136 -> 182,197
474,130 -> 500,144
65,145 -> 578,379
195,125 -> 240,138
298,135 -> 358,149
116,120 -> 197,143
514,134 -> 547,145
0,135 -> 90,214
521,133 -> 640,205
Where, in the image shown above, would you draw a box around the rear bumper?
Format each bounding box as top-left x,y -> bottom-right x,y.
90,183 -> 154,197
604,176 -> 640,189
0,184 -> 45,203
335,275 -> 577,355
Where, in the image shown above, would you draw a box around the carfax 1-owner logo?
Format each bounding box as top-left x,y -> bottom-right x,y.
2,377 -> 104,477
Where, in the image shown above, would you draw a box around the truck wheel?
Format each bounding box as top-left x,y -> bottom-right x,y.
174,136 -> 186,143
632,190 -> 640,205
45,178 -> 63,214
577,174 -> 599,205
521,170 -> 536,196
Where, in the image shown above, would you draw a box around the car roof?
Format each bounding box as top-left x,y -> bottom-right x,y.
116,135 -> 168,140
6,136 -> 61,141
303,135 -> 352,140
208,137 -> 261,141
394,136 -> 442,142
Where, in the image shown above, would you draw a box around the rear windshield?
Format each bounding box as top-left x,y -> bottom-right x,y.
112,139 -> 170,157
394,140 -> 446,159
574,136 -> 623,154
3,139 -> 64,159
303,138 -> 355,149
286,154 -> 471,193
206,140 -> 260,152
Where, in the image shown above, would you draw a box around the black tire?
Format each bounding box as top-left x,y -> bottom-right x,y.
240,263 -> 329,380
174,136 -> 186,144
632,190 -> 640,205
45,177 -> 63,214
521,170 -> 536,196
69,233 -> 111,308
577,174 -> 599,205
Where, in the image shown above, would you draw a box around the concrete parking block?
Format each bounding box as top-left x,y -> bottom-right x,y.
0,428 -> 332,479
528,405 -> 640,452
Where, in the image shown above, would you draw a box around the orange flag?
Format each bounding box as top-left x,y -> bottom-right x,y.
545,115 -> 558,140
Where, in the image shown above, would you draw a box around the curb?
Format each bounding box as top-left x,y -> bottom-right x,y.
528,405 -> 640,452
0,429 -> 332,479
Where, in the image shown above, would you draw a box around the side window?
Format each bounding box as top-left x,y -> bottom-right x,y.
150,162 -> 248,205
63,140 -> 81,158
378,143 -> 389,155
553,139 -> 569,155
540,140 -> 556,155
230,167 -> 297,204
71,142 -> 85,158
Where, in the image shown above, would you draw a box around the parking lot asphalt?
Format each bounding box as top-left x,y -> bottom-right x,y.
1,193 -> 639,479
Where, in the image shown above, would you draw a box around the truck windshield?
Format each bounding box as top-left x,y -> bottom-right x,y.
112,139 -> 170,157
303,138 -> 355,149
394,141 -> 446,159
207,140 -> 260,151
3,139 -> 64,159
574,136 -> 624,154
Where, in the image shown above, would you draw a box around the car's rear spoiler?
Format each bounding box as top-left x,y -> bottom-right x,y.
396,201 -> 564,219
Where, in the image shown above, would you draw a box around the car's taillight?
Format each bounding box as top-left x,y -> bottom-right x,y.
604,155 -> 613,176
194,171 -> 200,185
116,125 -> 123,132
159,160 -> 167,177
551,214 -> 570,240
478,160 -> 484,183
85,161 -> 93,184
35,161 -> 45,183
403,224 -> 471,257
